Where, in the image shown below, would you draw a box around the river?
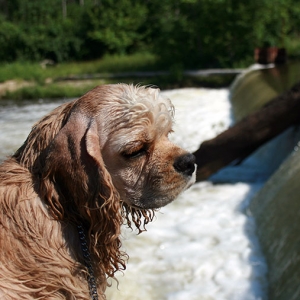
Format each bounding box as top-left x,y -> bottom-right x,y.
0,87 -> 267,300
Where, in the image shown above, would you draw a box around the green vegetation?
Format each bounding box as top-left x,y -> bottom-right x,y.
3,81 -> 106,100
1,0 -> 300,67
0,53 -> 160,99
0,53 -> 235,99
0,53 -> 159,83
1,0 -> 300,99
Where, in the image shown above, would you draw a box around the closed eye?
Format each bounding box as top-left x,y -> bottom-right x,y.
122,144 -> 149,159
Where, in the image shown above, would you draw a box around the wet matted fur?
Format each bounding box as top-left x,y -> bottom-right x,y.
0,84 -> 196,299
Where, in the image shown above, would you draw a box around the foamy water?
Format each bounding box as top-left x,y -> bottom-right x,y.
106,88 -> 267,300
0,88 -> 267,299
0,99 -> 65,161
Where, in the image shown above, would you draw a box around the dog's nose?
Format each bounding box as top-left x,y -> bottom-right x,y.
173,153 -> 196,176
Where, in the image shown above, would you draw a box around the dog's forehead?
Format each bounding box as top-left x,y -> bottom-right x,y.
107,84 -> 174,115
104,107 -> 173,152
74,84 -> 175,148
98,84 -> 174,131
76,84 -> 174,116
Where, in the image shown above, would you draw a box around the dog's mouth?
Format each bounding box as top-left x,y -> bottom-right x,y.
120,162 -> 197,211
124,202 -> 145,210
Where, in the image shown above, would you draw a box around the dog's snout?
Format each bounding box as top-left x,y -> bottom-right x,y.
173,153 -> 195,176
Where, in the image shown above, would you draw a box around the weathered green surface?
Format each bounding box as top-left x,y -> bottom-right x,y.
230,62 -> 300,120
231,62 -> 300,299
250,149 -> 300,300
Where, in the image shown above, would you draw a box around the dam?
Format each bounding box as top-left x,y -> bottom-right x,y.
231,61 -> 300,300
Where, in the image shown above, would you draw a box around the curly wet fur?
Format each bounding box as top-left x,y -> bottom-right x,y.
0,84 -> 195,299
0,101 -> 120,299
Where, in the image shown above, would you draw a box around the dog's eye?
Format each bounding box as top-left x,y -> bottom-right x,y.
122,145 -> 148,159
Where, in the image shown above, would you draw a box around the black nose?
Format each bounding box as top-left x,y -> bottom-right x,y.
173,153 -> 196,176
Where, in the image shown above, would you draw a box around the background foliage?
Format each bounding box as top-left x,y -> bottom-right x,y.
1,0 -> 300,68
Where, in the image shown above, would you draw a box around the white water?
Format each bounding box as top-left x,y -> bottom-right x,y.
0,88 -> 267,299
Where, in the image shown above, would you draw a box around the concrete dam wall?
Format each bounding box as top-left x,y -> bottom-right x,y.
230,62 -> 300,300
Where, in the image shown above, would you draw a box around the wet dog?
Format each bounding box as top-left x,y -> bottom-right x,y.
0,84 -> 196,299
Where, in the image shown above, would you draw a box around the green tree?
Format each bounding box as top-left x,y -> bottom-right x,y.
0,16 -> 24,61
82,0 -> 148,55
1,0 -> 300,66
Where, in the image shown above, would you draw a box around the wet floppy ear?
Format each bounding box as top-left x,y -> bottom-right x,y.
44,113 -> 89,164
85,120 -> 105,167
85,118 -> 117,207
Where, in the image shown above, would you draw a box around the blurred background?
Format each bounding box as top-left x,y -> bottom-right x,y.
1,0 -> 300,65
0,0 -> 300,98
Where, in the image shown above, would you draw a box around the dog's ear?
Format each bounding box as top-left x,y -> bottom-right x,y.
44,111 -> 106,175
39,112 -> 90,219
41,111 -> 112,215
85,119 -> 105,168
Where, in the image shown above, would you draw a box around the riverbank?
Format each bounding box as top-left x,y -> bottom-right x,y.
0,72 -> 238,100
0,54 -> 240,100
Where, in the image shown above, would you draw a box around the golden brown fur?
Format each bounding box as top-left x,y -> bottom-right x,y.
0,84 -> 196,299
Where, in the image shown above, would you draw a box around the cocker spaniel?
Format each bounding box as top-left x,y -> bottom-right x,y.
0,84 -> 196,299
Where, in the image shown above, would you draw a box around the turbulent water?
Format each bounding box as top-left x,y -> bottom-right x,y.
0,88 -> 267,300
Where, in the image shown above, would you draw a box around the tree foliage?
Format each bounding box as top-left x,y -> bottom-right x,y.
0,0 -> 300,67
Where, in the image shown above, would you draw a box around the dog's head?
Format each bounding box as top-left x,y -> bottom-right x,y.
34,84 -> 195,211
14,84 -> 196,277
93,84 -> 196,209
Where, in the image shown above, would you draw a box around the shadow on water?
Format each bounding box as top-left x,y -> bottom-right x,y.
209,125 -> 300,184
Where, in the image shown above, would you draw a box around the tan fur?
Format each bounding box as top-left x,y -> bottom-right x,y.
0,84 -> 196,299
